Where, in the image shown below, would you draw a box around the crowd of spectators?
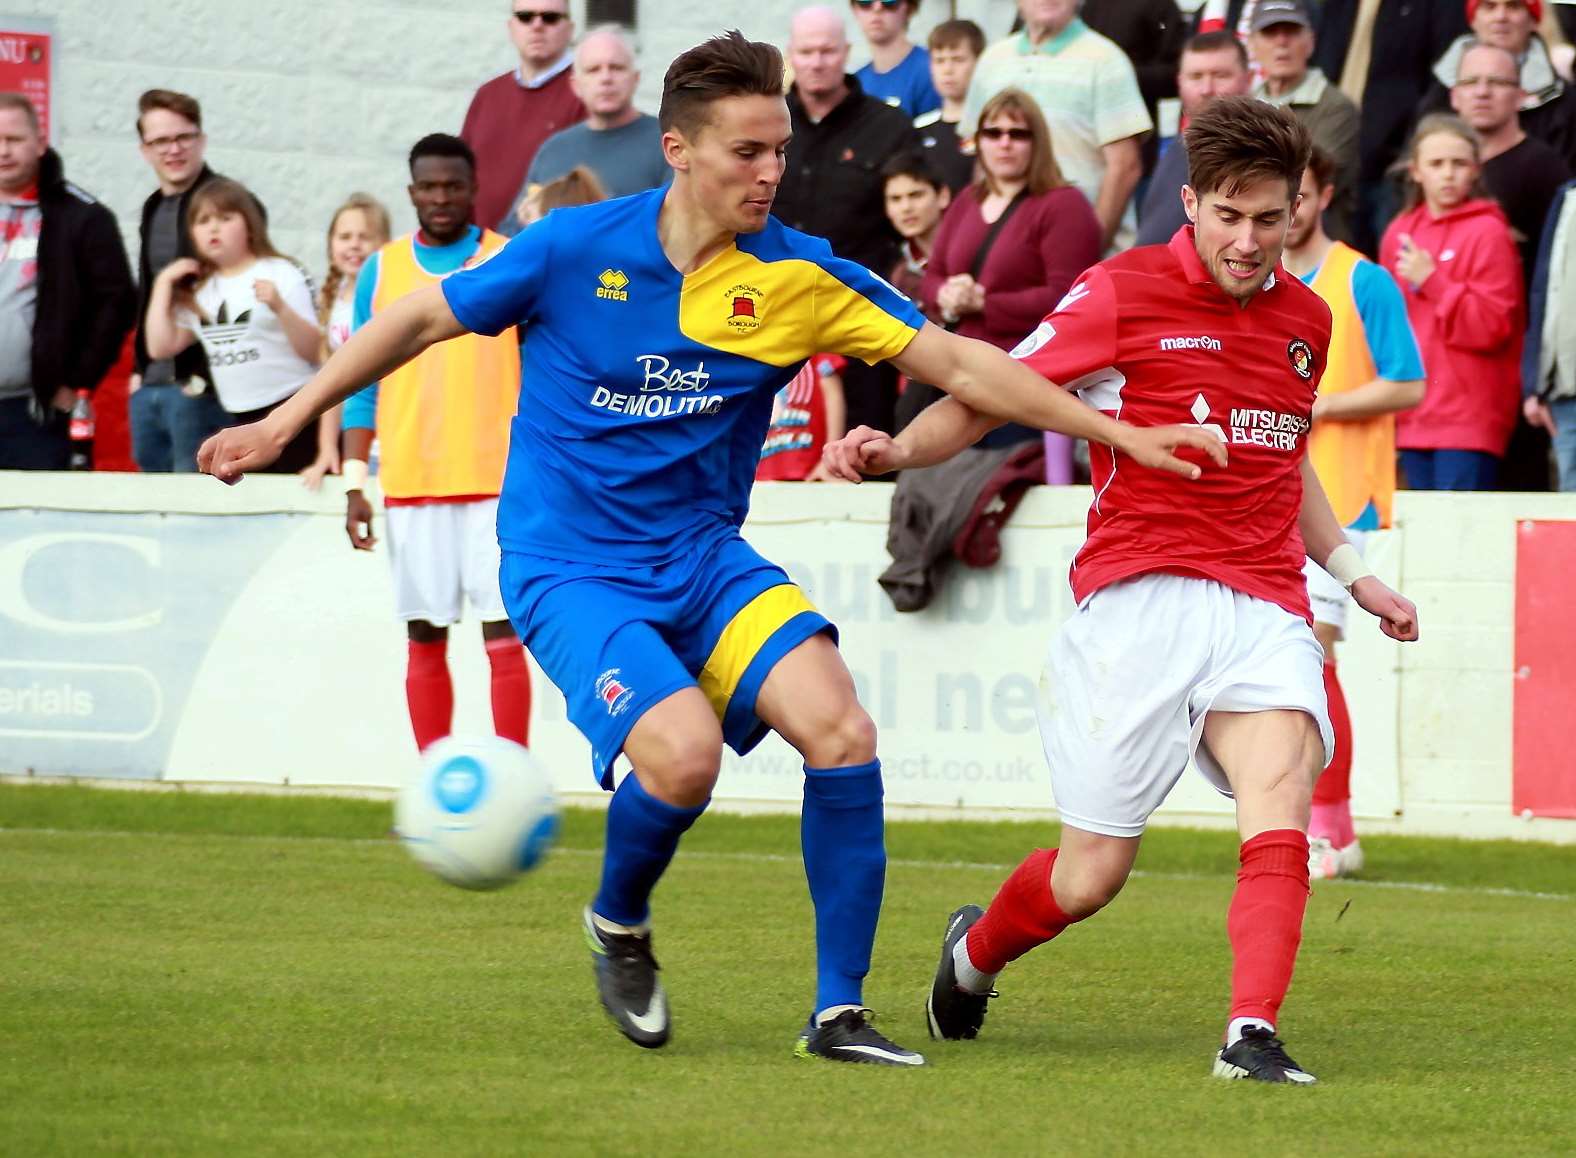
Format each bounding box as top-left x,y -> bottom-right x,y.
4,0 -> 1576,491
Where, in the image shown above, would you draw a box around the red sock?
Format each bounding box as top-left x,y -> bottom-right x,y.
485,635 -> 532,746
1228,829 -> 1310,1025
964,848 -> 1077,975
405,639 -> 453,752
1312,660 -> 1352,805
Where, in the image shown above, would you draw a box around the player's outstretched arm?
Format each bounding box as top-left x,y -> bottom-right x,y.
1299,458 -> 1419,642
888,323 -> 1228,478
197,285 -> 467,484
821,395 -> 997,481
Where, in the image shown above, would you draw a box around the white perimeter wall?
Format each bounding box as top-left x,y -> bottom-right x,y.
2,471 -> 1572,845
21,0 -> 1020,267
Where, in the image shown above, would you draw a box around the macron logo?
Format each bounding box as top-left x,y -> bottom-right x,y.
1160,335 -> 1223,352
1052,282 -> 1090,314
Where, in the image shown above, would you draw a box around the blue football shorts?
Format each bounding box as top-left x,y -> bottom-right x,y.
499,529 -> 834,788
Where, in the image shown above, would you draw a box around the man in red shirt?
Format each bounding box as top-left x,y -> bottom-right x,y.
460,0 -> 586,230
824,96 -> 1419,1084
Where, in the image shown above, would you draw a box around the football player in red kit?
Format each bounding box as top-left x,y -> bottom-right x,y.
823,96 -> 1419,1084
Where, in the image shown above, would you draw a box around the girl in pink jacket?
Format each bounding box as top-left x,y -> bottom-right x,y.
1381,114 -> 1525,490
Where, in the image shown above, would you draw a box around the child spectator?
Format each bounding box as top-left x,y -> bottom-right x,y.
757,355 -> 847,482
1382,114 -> 1526,490
512,165 -> 608,230
143,177 -> 322,472
882,152 -> 951,306
916,19 -> 985,193
301,192 -> 391,491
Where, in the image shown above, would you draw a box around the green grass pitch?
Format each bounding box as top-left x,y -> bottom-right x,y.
3,783 -> 1573,1156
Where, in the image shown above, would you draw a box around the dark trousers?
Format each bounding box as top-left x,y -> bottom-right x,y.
226,396 -> 320,473
840,359 -> 898,436
1400,448 -> 1499,491
0,395 -> 70,470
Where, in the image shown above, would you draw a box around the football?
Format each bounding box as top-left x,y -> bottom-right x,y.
395,736 -> 561,890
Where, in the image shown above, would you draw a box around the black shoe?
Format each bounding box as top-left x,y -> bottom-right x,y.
926,904 -> 994,1041
794,1008 -> 926,1067
582,906 -> 669,1049
1212,1027 -> 1317,1084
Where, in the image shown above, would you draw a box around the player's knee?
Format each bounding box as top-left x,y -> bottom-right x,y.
1053,861 -> 1130,919
641,729 -> 723,807
800,704 -> 878,769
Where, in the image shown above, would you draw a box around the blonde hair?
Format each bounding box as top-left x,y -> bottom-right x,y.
317,193 -> 392,330
535,166 -> 609,214
1397,113 -> 1489,212
974,88 -> 1066,197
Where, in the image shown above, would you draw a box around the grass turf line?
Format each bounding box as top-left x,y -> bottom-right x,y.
1,784 -> 1573,1156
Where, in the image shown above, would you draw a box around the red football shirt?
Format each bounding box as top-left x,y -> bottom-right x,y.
1015,227 -> 1333,621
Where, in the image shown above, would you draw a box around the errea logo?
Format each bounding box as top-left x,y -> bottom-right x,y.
597,269 -> 629,301
1159,335 -> 1223,352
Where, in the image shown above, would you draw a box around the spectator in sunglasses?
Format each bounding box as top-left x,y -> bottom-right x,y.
851,0 -> 942,118
461,0 -> 586,231
916,87 -> 1101,449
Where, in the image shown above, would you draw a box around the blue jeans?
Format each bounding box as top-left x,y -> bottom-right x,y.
1551,397 -> 1576,493
1400,448 -> 1500,491
130,383 -> 231,473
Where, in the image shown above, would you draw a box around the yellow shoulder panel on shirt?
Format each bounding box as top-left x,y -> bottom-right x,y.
678,246 -> 916,368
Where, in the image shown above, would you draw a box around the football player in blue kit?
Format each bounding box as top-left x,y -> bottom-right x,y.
198,31 -> 1221,1065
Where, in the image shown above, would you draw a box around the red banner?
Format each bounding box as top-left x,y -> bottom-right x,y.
1513,519 -> 1576,818
0,25 -> 52,141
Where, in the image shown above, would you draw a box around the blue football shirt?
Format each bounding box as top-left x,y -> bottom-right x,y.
441,187 -> 925,563
856,46 -> 942,119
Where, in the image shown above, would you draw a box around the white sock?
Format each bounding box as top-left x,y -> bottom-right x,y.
952,935 -> 999,994
1227,1017 -> 1274,1046
815,1003 -> 863,1027
591,911 -> 649,937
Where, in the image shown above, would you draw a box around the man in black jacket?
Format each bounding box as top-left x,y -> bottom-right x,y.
130,89 -> 237,472
774,6 -> 918,433
0,94 -> 136,470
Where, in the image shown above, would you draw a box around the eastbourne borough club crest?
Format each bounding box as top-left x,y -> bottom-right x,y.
726,283 -> 763,332
1287,338 -> 1314,380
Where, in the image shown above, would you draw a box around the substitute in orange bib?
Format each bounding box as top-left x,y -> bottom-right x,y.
1282,146 -> 1424,880
341,134 -> 531,752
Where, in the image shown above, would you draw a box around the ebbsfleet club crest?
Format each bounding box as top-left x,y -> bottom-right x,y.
726,283 -> 763,332
1287,338 -> 1314,380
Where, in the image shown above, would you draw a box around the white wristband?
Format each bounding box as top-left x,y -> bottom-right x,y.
1324,542 -> 1374,590
342,459 -> 369,492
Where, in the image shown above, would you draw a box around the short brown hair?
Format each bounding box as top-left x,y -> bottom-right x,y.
1183,29 -> 1249,70
0,92 -> 40,135
929,19 -> 985,56
975,88 -> 1067,197
187,177 -> 285,265
536,165 -> 609,213
1184,94 -> 1311,201
659,31 -> 785,139
1305,145 -> 1338,193
137,89 -> 203,138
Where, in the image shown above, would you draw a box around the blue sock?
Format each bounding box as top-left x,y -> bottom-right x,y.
801,759 -> 886,1014
592,773 -> 708,927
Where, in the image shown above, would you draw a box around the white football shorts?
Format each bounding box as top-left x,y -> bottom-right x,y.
383,498 -> 507,626
1036,572 -> 1333,838
1301,529 -> 1369,638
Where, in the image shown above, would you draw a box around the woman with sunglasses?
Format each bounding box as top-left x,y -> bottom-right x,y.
460,0 -> 585,230
919,87 -> 1102,453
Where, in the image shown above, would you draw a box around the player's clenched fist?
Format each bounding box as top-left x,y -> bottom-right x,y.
197,418 -> 288,485
1350,577 -> 1420,642
821,426 -> 909,481
1115,424 -> 1228,480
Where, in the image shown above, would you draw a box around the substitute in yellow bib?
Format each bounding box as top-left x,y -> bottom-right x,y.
340,133 -> 536,755
1280,146 -> 1425,880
